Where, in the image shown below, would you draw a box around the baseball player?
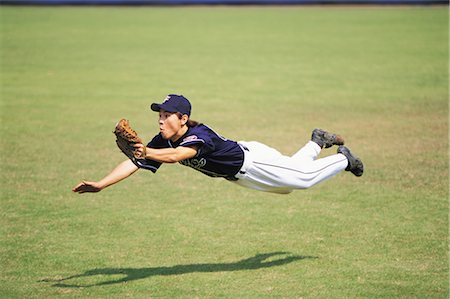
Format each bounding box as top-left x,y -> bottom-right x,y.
72,94 -> 363,195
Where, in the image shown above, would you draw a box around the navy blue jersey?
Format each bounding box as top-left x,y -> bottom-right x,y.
135,124 -> 244,179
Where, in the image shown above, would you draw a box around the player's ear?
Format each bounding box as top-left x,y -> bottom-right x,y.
181,114 -> 189,126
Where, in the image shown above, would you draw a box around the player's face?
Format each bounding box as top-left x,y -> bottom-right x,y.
158,110 -> 185,141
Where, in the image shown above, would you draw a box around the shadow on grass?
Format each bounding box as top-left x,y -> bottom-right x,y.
43,252 -> 317,288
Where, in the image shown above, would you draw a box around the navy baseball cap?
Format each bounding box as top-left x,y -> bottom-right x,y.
151,94 -> 191,117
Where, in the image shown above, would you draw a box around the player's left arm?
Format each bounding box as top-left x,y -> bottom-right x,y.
134,144 -> 198,163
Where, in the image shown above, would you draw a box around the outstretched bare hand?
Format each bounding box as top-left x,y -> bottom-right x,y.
72,181 -> 103,194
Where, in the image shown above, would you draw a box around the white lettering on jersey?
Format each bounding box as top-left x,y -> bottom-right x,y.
180,158 -> 207,170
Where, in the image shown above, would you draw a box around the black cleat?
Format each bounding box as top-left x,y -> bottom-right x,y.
337,146 -> 364,177
311,128 -> 345,149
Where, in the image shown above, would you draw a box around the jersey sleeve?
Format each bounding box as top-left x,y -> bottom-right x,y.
178,126 -> 215,156
133,159 -> 161,173
133,134 -> 166,173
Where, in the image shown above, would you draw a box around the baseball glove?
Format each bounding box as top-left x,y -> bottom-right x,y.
114,119 -> 144,161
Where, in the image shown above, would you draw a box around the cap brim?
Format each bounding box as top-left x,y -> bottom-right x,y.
151,103 -> 180,114
150,103 -> 161,112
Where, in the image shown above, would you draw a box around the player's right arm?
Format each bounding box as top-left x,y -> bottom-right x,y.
72,159 -> 139,194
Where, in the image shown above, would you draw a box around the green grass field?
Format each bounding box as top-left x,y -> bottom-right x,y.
1,6 -> 448,298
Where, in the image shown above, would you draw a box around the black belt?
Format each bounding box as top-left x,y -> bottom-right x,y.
240,144 -> 250,152
226,144 -> 249,181
225,170 -> 246,181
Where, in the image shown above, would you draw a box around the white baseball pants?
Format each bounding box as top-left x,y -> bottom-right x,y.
233,141 -> 348,194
